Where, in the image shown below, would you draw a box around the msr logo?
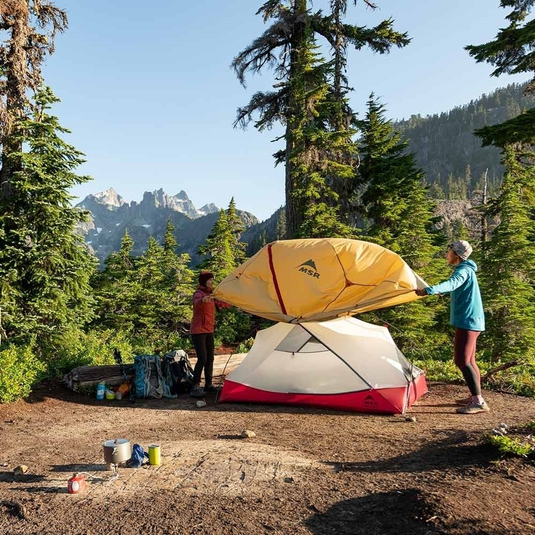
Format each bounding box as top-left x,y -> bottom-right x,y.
297,259 -> 320,279
363,394 -> 378,407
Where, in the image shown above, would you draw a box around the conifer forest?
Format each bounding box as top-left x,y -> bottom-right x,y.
1,0 -> 534,404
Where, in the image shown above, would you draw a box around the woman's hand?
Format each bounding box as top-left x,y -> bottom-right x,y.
202,296 -> 213,303
414,288 -> 427,297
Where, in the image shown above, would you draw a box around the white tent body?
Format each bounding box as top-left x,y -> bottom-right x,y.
220,317 -> 427,414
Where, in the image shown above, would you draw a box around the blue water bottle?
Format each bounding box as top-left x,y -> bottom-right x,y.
96,381 -> 106,400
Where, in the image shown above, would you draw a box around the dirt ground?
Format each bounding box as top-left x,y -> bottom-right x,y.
0,378 -> 534,535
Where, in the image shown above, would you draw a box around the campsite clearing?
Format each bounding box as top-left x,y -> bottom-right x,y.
0,380 -> 534,534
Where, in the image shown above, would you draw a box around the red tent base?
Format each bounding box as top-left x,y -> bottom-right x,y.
220,373 -> 428,414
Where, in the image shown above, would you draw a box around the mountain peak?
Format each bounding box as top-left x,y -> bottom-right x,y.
174,190 -> 190,201
85,188 -> 125,208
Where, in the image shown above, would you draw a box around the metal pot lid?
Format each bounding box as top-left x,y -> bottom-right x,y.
103,438 -> 130,447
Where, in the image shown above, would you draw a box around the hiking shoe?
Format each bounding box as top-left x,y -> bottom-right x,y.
204,385 -> 218,393
455,396 -> 472,406
190,385 -> 205,398
456,401 -> 490,414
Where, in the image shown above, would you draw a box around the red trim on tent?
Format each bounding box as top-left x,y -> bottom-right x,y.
267,244 -> 287,316
220,375 -> 428,415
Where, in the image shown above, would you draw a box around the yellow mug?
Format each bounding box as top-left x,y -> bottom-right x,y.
148,444 -> 161,466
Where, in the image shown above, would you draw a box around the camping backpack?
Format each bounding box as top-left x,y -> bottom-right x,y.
133,354 -> 176,399
162,349 -> 194,395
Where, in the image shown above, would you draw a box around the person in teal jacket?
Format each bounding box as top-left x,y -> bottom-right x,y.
415,240 -> 489,414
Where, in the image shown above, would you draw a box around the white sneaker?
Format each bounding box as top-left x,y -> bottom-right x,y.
456,401 -> 490,414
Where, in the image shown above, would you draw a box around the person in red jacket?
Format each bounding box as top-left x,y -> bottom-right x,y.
190,271 -> 230,397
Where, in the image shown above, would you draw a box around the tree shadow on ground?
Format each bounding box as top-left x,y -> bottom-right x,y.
322,430 -> 495,474
49,463 -> 108,473
305,489 -> 506,535
0,473 -> 47,483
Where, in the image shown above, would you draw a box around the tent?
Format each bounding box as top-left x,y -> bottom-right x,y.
213,238 -> 427,323
220,316 -> 427,414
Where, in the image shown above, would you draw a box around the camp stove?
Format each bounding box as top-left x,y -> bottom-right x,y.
103,438 -> 130,478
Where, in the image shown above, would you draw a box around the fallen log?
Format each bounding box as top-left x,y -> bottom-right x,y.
63,364 -> 135,390
64,353 -> 247,390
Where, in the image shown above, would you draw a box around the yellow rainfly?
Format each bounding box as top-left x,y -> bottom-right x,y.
212,238 -> 428,323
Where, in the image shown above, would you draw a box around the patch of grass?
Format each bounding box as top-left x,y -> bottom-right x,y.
486,420 -> 535,460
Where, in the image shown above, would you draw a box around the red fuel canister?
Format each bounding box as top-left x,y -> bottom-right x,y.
68,473 -> 86,494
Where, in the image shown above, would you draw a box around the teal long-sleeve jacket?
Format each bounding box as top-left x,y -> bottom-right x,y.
425,259 -> 485,332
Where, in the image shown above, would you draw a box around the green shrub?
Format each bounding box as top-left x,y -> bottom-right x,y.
126,330 -> 192,357
0,342 -> 45,403
214,308 -> 252,347
412,357 -> 461,382
486,434 -> 534,458
236,337 -> 255,354
43,328 -> 134,377
484,365 -> 535,397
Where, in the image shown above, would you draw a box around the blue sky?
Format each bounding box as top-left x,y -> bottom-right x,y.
42,0 -> 530,221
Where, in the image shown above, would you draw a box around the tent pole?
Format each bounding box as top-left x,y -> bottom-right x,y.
300,323 -> 406,413
299,324 -> 374,390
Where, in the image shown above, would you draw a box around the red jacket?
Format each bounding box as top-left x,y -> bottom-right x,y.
190,285 -> 230,334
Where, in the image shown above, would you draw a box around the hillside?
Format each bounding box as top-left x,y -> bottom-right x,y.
395,82 -> 535,196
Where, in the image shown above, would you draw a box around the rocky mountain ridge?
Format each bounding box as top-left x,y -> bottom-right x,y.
76,188 -> 257,265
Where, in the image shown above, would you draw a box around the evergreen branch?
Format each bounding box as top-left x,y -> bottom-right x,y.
256,0 -> 288,21
342,19 -> 410,52
465,19 -> 535,80
234,88 -> 288,130
500,0 -> 535,23
475,108 -> 535,146
232,20 -> 293,86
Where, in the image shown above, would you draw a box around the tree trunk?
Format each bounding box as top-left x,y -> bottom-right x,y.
0,1 -> 30,201
285,0 -> 308,238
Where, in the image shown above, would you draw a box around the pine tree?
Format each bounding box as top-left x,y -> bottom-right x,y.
0,1 -> 68,200
480,145 -> 535,362
197,209 -> 236,280
92,229 -> 138,332
275,208 -> 287,240
466,0 -> 535,366
226,198 -> 247,265
160,220 -> 195,336
233,0 -> 409,237
356,95 -> 447,352
466,0 -> 535,145
286,29 -> 354,238
93,226 -> 195,343
0,87 -> 96,343
134,237 -> 168,336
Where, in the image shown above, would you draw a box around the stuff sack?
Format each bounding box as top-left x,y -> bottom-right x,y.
162,349 -> 194,395
127,444 -> 148,468
133,354 -> 176,399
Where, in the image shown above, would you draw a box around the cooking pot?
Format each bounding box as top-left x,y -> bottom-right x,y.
103,438 -> 131,465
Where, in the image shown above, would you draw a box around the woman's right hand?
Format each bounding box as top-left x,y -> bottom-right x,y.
202,296 -> 212,303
